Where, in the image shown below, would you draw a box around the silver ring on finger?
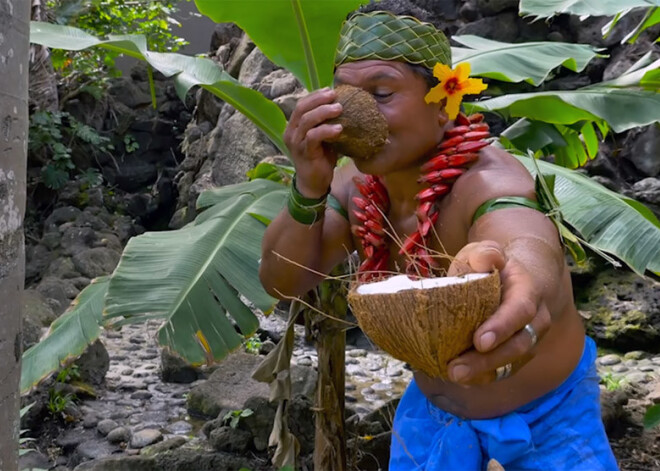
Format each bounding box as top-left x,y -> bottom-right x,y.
495,362 -> 513,381
524,323 -> 538,348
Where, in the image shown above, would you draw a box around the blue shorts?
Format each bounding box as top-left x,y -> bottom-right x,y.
390,337 -> 619,471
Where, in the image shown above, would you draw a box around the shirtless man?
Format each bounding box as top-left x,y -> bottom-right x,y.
260,9 -> 617,470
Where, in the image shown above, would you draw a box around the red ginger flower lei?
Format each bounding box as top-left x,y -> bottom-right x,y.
352,112 -> 491,282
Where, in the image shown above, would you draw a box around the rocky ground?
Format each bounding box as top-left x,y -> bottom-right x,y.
18,306 -> 660,471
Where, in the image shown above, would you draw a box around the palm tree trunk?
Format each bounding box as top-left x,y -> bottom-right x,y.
0,1 -> 30,469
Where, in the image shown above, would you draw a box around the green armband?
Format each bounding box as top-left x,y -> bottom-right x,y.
287,175 -> 328,225
472,196 -> 542,224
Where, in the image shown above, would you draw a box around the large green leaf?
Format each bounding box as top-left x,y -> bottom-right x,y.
29,22 -> 288,155
452,36 -> 601,86
516,156 -> 660,276
520,0 -> 660,19
20,277 -> 109,393
104,180 -> 288,365
194,0 -> 367,90
467,87 -> 660,133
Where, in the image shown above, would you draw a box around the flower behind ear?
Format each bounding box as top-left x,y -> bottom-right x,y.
424,62 -> 487,120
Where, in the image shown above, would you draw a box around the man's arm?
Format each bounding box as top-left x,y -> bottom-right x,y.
444,149 -> 576,384
259,187 -> 354,299
259,88 -> 355,299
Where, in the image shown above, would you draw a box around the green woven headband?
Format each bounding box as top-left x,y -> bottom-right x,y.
335,11 -> 451,70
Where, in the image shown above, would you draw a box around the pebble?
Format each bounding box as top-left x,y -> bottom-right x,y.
611,365 -> 628,373
625,372 -> 651,384
599,354 -> 621,366
97,419 -> 119,436
623,351 -> 645,360
131,390 -> 153,400
82,414 -> 99,429
624,359 -> 638,367
166,420 -> 193,434
107,427 -> 131,444
347,349 -> 367,358
297,357 -> 313,366
130,429 -> 163,448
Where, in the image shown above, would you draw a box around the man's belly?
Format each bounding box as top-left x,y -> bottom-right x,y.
414,310 -> 586,419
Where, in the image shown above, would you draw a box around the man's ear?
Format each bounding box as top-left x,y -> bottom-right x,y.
437,98 -> 449,127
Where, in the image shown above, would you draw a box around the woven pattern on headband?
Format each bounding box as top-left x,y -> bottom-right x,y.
335,11 -> 451,70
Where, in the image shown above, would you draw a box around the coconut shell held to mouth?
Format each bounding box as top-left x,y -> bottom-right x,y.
347,272 -> 501,379
325,85 -> 388,160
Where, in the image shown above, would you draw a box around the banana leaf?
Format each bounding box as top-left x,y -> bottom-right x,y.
194,0 -> 367,91
104,179 -> 288,365
520,0 -> 660,19
502,119 -> 602,168
29,22 -> 289,155
466,66 -> 660,133
20,277 -> 109,393
452,36 -> 602,86
516,155 -> 660,276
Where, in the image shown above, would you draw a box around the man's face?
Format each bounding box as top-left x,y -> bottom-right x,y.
334,60 -> 446,175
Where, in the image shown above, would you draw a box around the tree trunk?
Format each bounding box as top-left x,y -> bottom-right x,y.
309,272 -> 349,471
29,0 -> 59,112
0,1 -> 29,470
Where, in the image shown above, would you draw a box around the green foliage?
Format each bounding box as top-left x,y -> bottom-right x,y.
194,0 -> 367,90
29,110 -> 113,189
47,389 -> 75,416
243,335 -> 262,355
223,408 -> 254,429
123,134 -> 140,153
55,364 -> 80,384
600,372 -> 625,391
520,0 -> 660,20
644,404 -> 660,429
19,403 -> 36,458
47,0 -> 187,100
30,22 -> 289,155
103,180 -> 286,365
246,162 -> 295,184
452,36 -> 602,86
21,277 -> 108,394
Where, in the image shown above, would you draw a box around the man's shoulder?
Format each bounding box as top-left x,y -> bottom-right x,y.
449,146 -> 536,224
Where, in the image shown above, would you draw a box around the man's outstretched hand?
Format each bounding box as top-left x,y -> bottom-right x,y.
445,240 -> 552,385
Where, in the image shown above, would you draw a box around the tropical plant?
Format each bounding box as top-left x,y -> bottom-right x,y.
29,110 -> 114,189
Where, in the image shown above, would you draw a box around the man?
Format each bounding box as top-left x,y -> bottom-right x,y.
260,8 -> 618,470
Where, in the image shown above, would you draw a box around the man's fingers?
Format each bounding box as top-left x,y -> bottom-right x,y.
297,102 -> 343,138
472,260 -> 548,352
447,241 -> 505,277
288,87 -> 337,125
447,307 -> 548,385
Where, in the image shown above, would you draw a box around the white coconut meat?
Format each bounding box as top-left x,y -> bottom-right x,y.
356,273 -> 491,295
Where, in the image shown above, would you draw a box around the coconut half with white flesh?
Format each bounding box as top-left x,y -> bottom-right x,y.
347,272 -> 501,379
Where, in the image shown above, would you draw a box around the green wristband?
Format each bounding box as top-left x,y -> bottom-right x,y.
287,175 -> 328,225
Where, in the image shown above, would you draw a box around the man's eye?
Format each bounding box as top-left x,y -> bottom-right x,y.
373,92 -> 392,99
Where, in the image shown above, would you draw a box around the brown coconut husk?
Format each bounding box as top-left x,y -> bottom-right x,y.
347,272 -> 501,379
326,84 -> 388,160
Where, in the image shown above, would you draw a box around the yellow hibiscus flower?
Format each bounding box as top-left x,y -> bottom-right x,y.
424,62 -> 487,120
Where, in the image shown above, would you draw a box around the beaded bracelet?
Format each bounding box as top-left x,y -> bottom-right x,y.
287,175 -> 329,225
